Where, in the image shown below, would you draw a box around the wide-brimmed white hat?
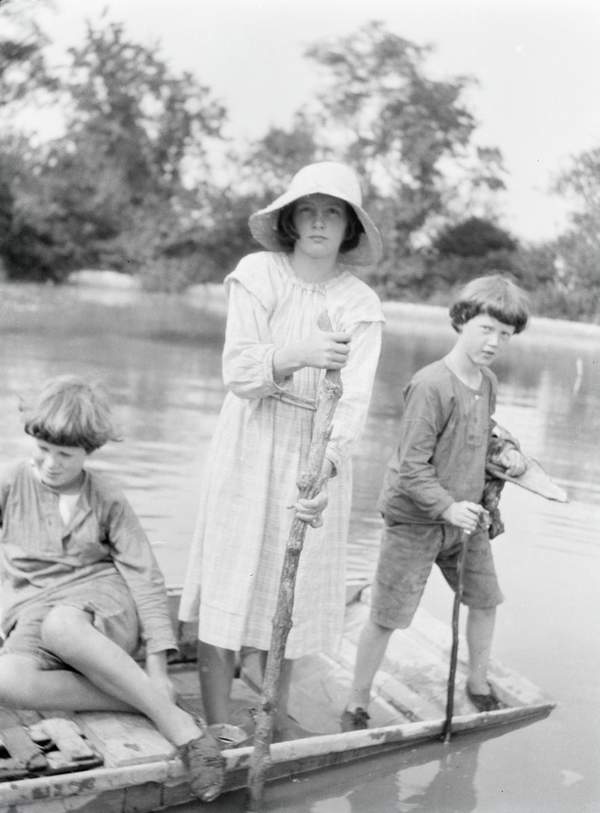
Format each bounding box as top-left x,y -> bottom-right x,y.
248,162 -> 383,267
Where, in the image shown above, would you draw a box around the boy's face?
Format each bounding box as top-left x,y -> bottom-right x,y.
33,439 -> 87,491
457,313 -> 515,367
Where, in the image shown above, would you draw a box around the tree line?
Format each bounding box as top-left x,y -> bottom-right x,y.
1,2 -> 598,321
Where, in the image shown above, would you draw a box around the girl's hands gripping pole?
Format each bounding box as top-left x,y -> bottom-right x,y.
273,328 -> 351,376
293,459 -> 335,529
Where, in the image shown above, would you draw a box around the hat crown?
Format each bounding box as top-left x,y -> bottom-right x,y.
287,162 -> 363,207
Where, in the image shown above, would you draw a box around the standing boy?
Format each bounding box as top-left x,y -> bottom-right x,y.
342,275 -> 530,730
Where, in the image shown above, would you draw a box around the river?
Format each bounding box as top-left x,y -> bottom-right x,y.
0,280 -> 598,812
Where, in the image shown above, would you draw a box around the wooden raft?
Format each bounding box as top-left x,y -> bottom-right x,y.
0,584 -> 554,812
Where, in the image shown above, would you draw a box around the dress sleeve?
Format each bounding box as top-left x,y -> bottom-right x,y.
325,320 -> 382,473
106,495 -> 177,655
389,380 -> 455,519
222,278 -> 293,400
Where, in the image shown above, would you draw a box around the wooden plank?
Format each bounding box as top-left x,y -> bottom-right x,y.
0,708 -> 48,772
32,718 -> 98,762
76,711 -> 175,767
407,604 -> 551,706
0,760 -> 177,805
123,780 -> 164,812
290,651 -> 415,731
6,787 -> 126,812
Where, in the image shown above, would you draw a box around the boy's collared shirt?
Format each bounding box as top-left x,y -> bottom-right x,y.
0,461 -> 176,654
380,359 -> 496,524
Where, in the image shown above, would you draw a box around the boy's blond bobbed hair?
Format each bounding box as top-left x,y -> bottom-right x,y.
20,375 -> 121,453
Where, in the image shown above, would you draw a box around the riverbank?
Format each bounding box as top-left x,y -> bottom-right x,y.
66,272 -> 600,343
184,280 -> 600,344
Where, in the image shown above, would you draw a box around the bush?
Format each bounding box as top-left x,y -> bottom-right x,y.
434,217 -> 518,258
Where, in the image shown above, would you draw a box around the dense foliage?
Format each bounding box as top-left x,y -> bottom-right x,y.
0,3 -> 596,319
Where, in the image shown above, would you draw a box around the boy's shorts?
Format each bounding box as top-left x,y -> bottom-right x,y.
0,572 -> 140,670
371,521 -> 504,630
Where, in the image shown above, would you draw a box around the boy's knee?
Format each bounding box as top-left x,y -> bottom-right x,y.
366,617 -> 394,639
41,605 -> 92,654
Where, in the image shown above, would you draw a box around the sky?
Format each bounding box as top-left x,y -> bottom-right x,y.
36,0 -> 600,242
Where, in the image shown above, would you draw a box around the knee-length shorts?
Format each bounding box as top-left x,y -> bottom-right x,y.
370,521 -> 504,630
0,572 -> 140,670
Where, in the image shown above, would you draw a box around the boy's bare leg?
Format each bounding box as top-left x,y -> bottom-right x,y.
197,641 -> 236,725
466,606 -> 496,694
346,618 -> 394,711
0,606 -> 203,746
0,654 -> 135,711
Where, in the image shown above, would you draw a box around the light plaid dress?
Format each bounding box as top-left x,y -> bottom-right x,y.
179,251 -> 384,658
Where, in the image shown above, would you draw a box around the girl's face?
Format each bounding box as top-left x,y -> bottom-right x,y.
33,439 -> 87,491
292,194 -> 349,260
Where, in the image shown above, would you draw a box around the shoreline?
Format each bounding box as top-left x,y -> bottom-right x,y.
54,273 -> 600,342
186,282 -> 600,343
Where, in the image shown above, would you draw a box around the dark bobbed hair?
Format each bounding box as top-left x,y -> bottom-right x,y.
276,198 -> 365,253
20,375 -> 121,453
449,273 -> 530,334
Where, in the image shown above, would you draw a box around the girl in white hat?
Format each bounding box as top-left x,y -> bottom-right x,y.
179,162 -> 385,736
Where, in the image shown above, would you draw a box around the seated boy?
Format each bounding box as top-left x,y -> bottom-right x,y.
0,375 -> 224,802
342,274 -> 530,730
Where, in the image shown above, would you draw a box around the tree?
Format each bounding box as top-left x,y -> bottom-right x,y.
434,217 -> 517,257
0,0 -> 55,110
551,146 -> 600,317
303,21 -> 506,261
242,114 -> 320,194
3,17 -> 228,281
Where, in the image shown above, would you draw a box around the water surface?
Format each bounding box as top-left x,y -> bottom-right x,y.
0,282 -> 598,812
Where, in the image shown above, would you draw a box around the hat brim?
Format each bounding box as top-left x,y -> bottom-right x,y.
248,189 -> 383,267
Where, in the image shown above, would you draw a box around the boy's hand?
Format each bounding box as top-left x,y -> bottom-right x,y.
496,447 -> 527,477
441,501 -> 482,533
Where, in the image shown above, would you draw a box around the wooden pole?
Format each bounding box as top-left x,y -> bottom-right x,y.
247,326 -> 343,810
442,529 -> 470,744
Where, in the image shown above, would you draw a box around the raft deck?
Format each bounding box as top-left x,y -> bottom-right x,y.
0,584 -> 554,812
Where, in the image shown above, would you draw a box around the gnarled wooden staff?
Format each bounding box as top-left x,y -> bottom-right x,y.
247,320 -> 343,810
442,528 -> 470,743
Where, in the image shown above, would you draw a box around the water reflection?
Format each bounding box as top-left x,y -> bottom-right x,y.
395,746 -> 479,813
